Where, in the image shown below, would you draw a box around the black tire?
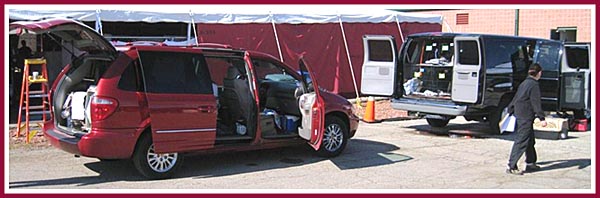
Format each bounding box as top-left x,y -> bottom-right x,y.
488,99 -> 511,134
317,116 -> 348,158
132,134 -> 183,180
426,118 -> 450,128
487,108 -> 503,134
573,109 -> 590,120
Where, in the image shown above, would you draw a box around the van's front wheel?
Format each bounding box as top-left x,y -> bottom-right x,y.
132,134 -> 183,180
317,116 -> 348,158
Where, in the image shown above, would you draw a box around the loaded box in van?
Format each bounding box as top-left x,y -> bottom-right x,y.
361,33 -> 590,133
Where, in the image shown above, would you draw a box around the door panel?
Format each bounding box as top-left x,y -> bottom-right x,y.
298,93 -> 316,140
560,72 -> 586,110
534,41 -> 562,111
451,37 -> 482,103
139,51 -> 217,153
564,43 -> 591,112
360,35 -> 397,96
298,58 -> 325,150
146,94 -> 217,153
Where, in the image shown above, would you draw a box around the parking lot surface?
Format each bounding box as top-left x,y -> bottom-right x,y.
8,118 -> 592,191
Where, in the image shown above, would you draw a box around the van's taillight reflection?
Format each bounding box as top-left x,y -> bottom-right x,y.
91,96 -> 118,121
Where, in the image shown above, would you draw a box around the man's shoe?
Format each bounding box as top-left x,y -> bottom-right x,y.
525,164 -> 541,172
506,168 -> 523,175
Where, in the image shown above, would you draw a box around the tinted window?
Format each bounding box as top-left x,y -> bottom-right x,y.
118,59 -> 142,91
457,41 -> 479,65
565,45 -> 589,69
484,39 -> 531,70
139,51 -> 212,94
535,41 -> 561,71
368,40 -> 393,62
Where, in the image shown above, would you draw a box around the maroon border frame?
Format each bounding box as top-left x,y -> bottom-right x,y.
2,1 -> 597,198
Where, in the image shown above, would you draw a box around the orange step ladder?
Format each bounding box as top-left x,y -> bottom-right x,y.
17,58 -> 52,143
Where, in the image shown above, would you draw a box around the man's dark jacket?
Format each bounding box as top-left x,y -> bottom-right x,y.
508,76 -> 545,121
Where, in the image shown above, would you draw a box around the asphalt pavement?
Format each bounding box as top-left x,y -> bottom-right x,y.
7,117 -> 593,192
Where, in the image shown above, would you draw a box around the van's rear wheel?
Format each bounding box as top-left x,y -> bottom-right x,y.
488,108 -> 504,134
317,116 -> 348,158
132,134 -> 183,179
426,118 -> 450,128
488,99 -> 511,134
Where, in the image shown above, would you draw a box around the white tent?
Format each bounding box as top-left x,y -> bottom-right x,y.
8,5 -> 443,97
9,5 -> 442,24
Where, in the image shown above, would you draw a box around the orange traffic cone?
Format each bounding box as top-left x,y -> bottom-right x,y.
362,96 -> 378,123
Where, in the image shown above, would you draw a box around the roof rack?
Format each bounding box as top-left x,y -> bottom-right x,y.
190,43 -> 233,49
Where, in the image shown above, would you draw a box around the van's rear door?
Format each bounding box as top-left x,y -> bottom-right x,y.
451,36 -> 483,103
10,19 -> 117,58
360,35 -> 398,96
561,43 -> 589,111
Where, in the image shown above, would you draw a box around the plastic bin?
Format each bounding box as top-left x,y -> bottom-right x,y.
570,119 -> 588,132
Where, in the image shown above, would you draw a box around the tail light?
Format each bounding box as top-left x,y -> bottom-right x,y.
90,96 -> 119,121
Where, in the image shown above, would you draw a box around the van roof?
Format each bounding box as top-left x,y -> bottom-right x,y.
408,32 -> 562,44
113,41 -> 283,63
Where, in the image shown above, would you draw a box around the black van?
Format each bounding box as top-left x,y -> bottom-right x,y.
360,33 -> 590,133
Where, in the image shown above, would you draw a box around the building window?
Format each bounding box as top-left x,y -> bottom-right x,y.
550,27 -> 577,42
456,13 -> 469,25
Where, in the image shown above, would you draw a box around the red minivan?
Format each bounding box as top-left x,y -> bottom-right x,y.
11,19 -> 359,179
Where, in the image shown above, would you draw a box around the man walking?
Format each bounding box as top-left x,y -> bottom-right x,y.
506,63 -> 548,175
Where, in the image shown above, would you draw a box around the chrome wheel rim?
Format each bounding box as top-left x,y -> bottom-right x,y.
323,123 -> 344,152
147,144 -> 178,173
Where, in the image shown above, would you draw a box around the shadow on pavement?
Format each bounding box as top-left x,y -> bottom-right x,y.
535,158 -> 591,172
9,138 -> 411,187
9,160 -> 144,188
406,122 -> 579,141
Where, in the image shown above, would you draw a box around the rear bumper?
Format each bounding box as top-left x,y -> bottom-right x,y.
43,121 -> 138,159
391,98 -> 467,116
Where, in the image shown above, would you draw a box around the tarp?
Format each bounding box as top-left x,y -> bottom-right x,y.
9,6 -> 443,24
8,6 -> 442,97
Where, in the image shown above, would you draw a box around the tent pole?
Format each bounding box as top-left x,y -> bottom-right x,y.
187,22 -> 191,42
95,9 -> 103,35
337,14 -> 360,101
190,11 -> 199,46
394,14 -> 405,43
443,16 -> 454,33
270,13 -> 284,62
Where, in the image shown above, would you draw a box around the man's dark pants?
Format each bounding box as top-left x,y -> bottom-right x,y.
508,118 -> 537,169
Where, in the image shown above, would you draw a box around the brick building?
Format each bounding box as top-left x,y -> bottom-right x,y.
414,9 -> 592,42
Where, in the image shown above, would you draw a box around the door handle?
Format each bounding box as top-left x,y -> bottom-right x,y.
198,106 -> 216,113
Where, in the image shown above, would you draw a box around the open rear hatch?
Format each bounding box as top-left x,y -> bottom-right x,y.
402,36 -> 455,101
10,18 -> 117,58
10,19 -> 118,135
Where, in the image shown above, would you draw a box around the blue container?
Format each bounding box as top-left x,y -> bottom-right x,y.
285,116 -> 298,132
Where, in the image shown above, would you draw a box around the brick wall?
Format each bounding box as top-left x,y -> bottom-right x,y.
418,9 -> 592,42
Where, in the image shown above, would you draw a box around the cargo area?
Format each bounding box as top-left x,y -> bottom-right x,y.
401,37 -> 455,101
53,56 -> 112,135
